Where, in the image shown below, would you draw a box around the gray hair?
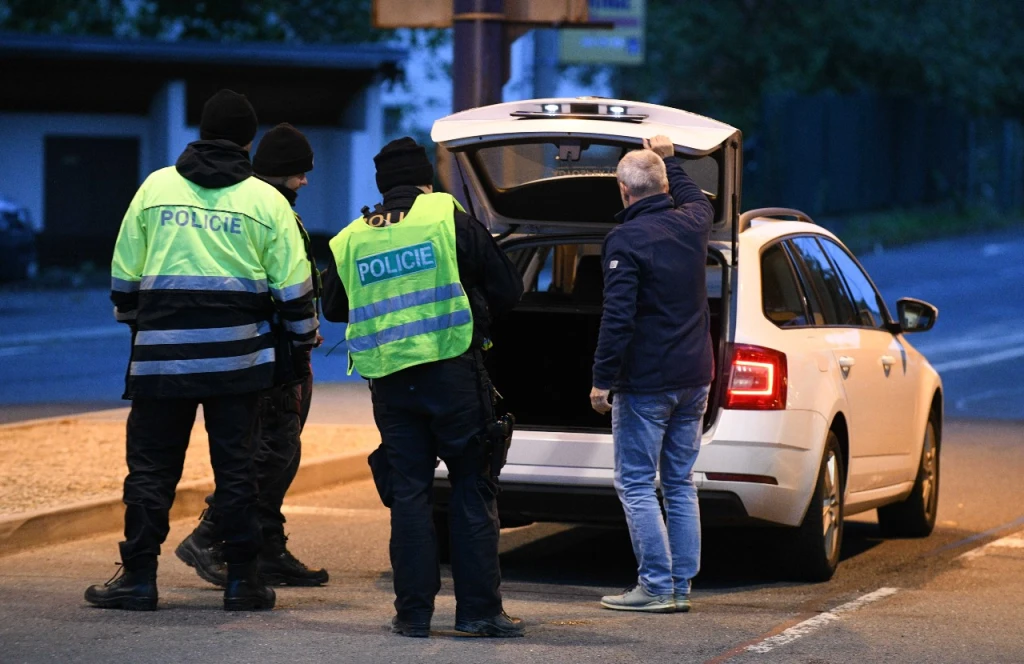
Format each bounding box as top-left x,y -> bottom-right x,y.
616,149 -> 668,199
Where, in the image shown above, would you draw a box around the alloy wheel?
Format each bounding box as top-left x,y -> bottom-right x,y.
920,423 -> 937,519
822,450 -> 841,562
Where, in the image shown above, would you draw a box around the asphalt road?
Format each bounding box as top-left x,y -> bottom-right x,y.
0,418 -> 1022,663
0,230 -> 1021,422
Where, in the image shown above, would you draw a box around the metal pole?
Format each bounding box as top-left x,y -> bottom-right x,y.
452,0 -> 506,112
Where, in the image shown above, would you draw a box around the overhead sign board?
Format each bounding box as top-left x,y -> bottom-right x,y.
559,0 -> 645,65
373,0 -> 590,28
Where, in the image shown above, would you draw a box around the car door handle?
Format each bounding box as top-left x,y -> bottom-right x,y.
880,355 -> 896,368
838,356 -> 856,369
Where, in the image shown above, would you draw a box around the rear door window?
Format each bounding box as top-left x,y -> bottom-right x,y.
760,243 -> 809,327
818,239 -> 888,329
788,236 -> 859,326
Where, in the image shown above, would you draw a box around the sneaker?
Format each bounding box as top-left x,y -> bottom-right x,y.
175,517 -> 227,587
454,611 -> 525,638
674,593 -> 692,613
391,616 -> 430,638
600,585 -> 676,613
84,563 -> 158,611
258,533 -> 329,587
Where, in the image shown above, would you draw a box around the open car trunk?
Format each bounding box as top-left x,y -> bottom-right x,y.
484,239 -> 730,433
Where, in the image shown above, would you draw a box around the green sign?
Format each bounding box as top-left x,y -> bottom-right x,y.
559,0 -> 645,65
356,242 -> 437,286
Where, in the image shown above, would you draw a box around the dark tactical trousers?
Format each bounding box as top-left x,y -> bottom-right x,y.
206,374 -> 313,538
120,393 -> 261,568
371,352 -> 503,625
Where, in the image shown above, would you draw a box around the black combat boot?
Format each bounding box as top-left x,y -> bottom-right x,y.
258,532 -> 329,586
454,611 -> 525,638
84,563 -> 158,611
223,561 -> 276,611
175,510 -> 227,587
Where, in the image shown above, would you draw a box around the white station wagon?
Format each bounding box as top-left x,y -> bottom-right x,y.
429,98 -> 943,580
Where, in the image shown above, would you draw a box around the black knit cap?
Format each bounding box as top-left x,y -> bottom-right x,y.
373,136 -> 434,193
253,123 -> 314,177
199,89 -> 258,147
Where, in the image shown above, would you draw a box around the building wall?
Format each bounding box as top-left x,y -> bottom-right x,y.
0,77 -> 386,249
0,112 -> 153,232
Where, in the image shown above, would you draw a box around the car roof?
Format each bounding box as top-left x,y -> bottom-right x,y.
432,97 -> 739,154
740,220 -> 842,247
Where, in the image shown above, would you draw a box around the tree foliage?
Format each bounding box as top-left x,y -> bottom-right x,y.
0,0 -> 390,43
616,0 -> 1024,130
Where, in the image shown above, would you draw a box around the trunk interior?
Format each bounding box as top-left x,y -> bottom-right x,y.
485,242 -> 727,433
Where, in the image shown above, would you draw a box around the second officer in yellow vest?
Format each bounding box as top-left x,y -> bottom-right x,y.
321,137 -> 523,637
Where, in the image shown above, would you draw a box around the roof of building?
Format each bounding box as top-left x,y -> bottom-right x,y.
0,31 -> 406,71
0,32 -> 407,123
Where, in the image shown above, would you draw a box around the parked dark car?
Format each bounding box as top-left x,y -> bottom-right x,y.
0,196 -> 38,282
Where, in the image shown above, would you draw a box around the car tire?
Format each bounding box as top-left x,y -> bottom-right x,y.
433,509 -> 452,564
787,431 -> 844,582
877,416 -> 940,538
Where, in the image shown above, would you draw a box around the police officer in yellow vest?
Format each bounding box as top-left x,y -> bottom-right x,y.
320,137 -> 524,637
85,90 -> 318,612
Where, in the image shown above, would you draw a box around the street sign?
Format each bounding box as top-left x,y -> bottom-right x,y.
559,0 -> 645,65
372,0 -> 590,28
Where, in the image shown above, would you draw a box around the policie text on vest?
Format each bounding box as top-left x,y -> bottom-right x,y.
356,242 -> 437,286
159,208 -> 244,234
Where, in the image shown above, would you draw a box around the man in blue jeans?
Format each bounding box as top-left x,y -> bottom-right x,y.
590,135 -> 715,613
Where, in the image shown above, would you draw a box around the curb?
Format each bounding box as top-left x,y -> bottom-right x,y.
0,451 -> 371,557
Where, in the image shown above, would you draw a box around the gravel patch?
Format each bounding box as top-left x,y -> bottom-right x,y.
0,419 -> 379,516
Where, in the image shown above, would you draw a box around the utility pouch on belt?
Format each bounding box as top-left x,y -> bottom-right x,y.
367,445 -> 393,507
486,412 -> 515,480
271,316 -> 298,386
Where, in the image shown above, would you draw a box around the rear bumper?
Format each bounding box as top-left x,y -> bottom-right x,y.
432,479 -> 755,527
433,409 -> 828,528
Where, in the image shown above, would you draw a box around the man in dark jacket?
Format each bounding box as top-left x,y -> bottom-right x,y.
589,135 -> 715,614
320,137 -> 524,638
175,123 -> 328,588
86,89 -> 318,612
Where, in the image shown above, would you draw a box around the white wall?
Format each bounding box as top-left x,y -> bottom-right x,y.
0,113 -> 152,232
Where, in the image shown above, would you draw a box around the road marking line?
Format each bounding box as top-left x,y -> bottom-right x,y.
743,588 -> 899,655
926,515 -> 1024,557
0,326 -> 125,347
931,346 -> 1024,373
0,346 -> 41,357
958,531 -> 1024,561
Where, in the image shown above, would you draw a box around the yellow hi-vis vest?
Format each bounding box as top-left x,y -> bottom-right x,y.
330,193 -> 473,378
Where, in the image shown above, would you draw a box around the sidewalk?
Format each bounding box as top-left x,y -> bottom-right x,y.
0,382 -> 378,552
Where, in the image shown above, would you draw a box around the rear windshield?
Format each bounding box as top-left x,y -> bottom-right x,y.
468,139 -> 721,225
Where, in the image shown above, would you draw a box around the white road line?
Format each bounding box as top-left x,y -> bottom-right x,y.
915,330 -> 1024,357
0,326 -> 126,347
0,346 -> 41,357
744,588 -> 899,655
958,531 -> 1024,561
931,346 -> 1024,373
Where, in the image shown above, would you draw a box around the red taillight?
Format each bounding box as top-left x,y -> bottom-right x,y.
724,344 -> 787,410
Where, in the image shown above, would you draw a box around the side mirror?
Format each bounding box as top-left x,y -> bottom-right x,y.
895,297 -> 938,333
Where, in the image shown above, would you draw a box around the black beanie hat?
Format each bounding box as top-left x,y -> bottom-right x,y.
373,137 -> 434,193
199,89 -> 258,147
253,123 -> 314,177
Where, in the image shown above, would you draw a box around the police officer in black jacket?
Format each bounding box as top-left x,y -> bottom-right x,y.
176,123 -> 328,589
320,137 -> 524,638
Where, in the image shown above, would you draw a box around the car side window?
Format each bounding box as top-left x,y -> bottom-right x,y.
789,236 -> 859,326
819,239 -> 887,329
761,243 -> 809,327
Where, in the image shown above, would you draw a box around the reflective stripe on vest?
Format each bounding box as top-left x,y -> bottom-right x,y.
330,192 -> 473,379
